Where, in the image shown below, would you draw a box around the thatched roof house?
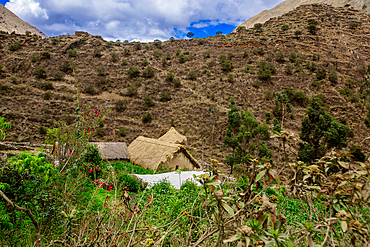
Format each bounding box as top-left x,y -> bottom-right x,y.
158,127 -> 187,144
90,142 -> 129,160
128,136 -> 200,171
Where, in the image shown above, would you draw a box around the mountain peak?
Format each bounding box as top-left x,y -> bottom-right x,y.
234,0 -> 370,31
0,3 -> 47,38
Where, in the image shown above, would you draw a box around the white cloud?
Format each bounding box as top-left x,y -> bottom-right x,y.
6,0 -> 48,19
5,0 -> 284,41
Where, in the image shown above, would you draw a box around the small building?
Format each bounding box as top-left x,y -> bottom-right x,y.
128,136 -> 200,171
90,142 -> 129,160
158,127 -> 187,144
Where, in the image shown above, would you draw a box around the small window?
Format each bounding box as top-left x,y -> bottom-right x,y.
175,165 -> 179,170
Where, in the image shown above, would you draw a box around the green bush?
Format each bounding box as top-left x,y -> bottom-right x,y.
283,87 -> 309,106
8,41 -> 21,51
133,42 -> 142,50
294,30 -> 302,36
59,60 -> 71,73
42,91 -> 51,100
143,95 -> 155,109
67,48 -> 78,57
41,51 -> 51,59
221,60 -> 233,72
173,78 -> 181,88
118,128 -> 127,137
179,54 -> 187,63
97,67 -> 106,76
187,71 -> 197,80
281,24 -> 289,31
84,85 -> 97,95
117,174 -> 140,192
276,51 -> 285,63
121,58 -> 128,65
227,52 -> 234,60
125,86 -> 138,97
219,54 -> 227,63
258,68 -> 271,81
328,71 -> 338,84
316,67 -> 327,80
111,51 -> 119,62
142,112 -> 153,123
349,145 -> 365,162
115,100 -> 127,112
180,180 -> 197,191
165,72 -> 175,82
243,50 -> 249,58
123,48 -> 131,56
286,63 -> 293,75
227,73 -> 234,83
160,91 -> 171,102
51,38 -> 60,45
154,39 -> 162,49
289,52 -> 297,62
152,179 -> 172,194
111,161 -> 154,174
142,66 -> 155,78
40,81 -> 54,90
127,66 -> 140,78
39,126 -> 47,135
35,67 -> 47,79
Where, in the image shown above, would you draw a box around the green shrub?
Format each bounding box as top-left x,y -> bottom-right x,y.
160,91 -> 171,102
276,51 -> 285,63
252,81 -> 260,88
142,66 -> 155,78
165,72 -> 175,82
286,63 -> 293,75
121,58 -> 128,65
283,87 -> 309,106
152,179 -> 172,194
97,67 -> 106,76
51,38 -> 60,45
30,55 -> 38,63
243,50 -> 249,58
40,81 -> 54,90
118,174 -> 140,192
125,86 -> 138,97
257,47 -> 264,55
115,100 -> 127,112
294,30 -> 302,36
203,51 -> 210,58
221,60 -> 233,72
180,180 -> 197,191
67,48 -> 78,57
227,52 -> 234,60
187,71 -> 197,80
141,59 -> 149,67
35,67 -> 47,79
316,67 -> 327,80
42,91 -> 51,100
227,73 -> 234,83
84,85 -> 97,95
133,42 -> 142,50
142,112 -> 153,123
111,51 -> 119,62
179,54 -> 187,63
39,126 -> 47,135
173,78 -> 181,88
93,50 -> 102,57
328,71 -> 338,84
118,128 -> 127,137
59,60 -> 71,73
236,26 -> 247,33
307,24 -> 317,34
349,145 -> 365,162
219,54 -> 227,63
127,66 -> 140,78
258,68 -> 271,81
41,51 -> 51,59
281,24 -> 289,31
143,95 -> 155,109
8,41 -> 21,51
123,48 -> 131,56
0,65 -> 3,74
154,39 -> 162,49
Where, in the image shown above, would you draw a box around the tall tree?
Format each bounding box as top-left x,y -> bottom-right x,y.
224,97 -> 271,174
298,95 -> 353,163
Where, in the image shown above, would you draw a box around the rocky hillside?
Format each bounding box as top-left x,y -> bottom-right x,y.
0,4 -> 47,38
0,4 -> 369,164
235,0 -> 370,30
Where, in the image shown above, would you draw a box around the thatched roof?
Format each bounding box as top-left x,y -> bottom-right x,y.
128,136 -> 200,170
158,127 -> 187,144
90,142 -> 129,160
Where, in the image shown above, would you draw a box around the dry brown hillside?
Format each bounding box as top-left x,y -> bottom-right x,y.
0,4 -> 47,38
0,4 -> 370,165
235,0 -> 370,31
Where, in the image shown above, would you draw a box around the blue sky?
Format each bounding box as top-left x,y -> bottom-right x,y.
1,0 -> 283,41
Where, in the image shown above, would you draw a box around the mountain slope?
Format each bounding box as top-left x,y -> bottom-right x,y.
235,0 -> 370,31
0,4 -> 370,164
0,4 -> 47,38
